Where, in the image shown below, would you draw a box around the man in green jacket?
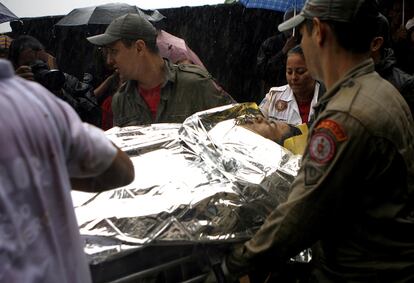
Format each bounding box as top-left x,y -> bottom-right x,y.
87,13 -> 234,127
209,0 -> 414,282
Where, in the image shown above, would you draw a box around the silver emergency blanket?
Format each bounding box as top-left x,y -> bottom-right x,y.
73,103 -> 304,264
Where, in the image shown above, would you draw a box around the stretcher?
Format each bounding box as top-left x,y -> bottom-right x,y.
72,104 -> 309,282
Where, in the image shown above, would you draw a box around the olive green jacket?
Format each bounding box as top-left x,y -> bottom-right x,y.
228,59 -> 414,282
112,60 -> 235,126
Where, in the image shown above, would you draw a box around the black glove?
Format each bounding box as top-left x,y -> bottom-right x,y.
205,257 -> 238,283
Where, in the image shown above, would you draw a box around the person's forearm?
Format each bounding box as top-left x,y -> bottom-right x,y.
71,147 -> 134,192
259,51 -> 287,79
93,74 -> 116,97
93,79 -> 110,97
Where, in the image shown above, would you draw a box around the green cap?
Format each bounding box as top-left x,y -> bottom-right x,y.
87,13 -> 157,46
278,0 -> 365,32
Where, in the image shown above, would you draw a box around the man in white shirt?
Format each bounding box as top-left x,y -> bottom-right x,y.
0,59 -> 134,283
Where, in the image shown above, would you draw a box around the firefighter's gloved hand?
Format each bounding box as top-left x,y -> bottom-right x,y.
205,257 -> 238,283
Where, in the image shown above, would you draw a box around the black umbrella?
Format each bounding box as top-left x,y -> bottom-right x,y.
55,3 -> 165,26
238,0 -> 305,12
0,2 -> 18,24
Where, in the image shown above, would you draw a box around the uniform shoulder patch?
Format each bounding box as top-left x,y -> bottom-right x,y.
315,119 -> 347,142
309,131 -> 336,164
305,164 -> 324,186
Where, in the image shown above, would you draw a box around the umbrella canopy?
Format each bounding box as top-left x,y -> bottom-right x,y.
157,30 -> 205,68
0,2 -> 18,24
55,2 -> 165,26
239,0 -> 306,12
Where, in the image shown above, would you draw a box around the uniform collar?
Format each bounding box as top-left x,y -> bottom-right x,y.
162,58 -> 177,86
314,58 -> 375,111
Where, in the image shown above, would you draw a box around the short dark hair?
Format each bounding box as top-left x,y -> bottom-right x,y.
276,124 -> 302,145
8,35 -> 44,68
120,37 -> 159,54
374,13 -> 391,49
304,0 -> 379,54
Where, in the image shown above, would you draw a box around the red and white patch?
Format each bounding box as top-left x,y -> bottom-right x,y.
309,132 -> 336,164
275,100 -> 288,111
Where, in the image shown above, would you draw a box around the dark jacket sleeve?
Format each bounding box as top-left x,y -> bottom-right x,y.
398,73 -> 414,116
256,35 -> 287,86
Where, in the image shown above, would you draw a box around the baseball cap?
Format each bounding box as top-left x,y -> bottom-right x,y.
278,0 -> 365,32
87,13 -> 157,46
406,17 -> 414,31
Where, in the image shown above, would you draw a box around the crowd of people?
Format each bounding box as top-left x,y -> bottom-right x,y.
0,0 -> 413,282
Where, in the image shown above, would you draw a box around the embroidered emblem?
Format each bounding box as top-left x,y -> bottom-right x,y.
305,164 -> 323,186
309,132 -> 335,164
275,100 -> 288,111
316,119 -> 347,142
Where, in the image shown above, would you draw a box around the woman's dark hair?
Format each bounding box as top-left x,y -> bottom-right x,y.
8,35 -> 44,68
287,44 -> 304,58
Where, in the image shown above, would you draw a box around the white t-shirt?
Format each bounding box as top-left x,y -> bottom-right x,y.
0,60 -> 117,283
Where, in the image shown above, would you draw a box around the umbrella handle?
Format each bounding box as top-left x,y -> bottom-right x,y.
402,0 -> 405,27
292,6 -> 297,37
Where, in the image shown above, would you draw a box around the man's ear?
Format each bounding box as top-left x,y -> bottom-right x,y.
370,36 -> 384,52
135,39 -> 146,53
313,17 -> 325,46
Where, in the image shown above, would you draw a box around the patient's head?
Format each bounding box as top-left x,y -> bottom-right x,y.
237,115 -> 301,144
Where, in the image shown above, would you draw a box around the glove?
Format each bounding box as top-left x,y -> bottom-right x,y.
204,256 -> 238,283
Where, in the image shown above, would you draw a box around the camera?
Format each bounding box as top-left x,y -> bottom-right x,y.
30,60 -> 65,92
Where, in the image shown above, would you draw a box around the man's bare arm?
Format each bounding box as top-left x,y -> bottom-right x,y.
71,147 -> 134,193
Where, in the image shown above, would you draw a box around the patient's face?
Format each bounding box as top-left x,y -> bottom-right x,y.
240,116 -> 290,143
